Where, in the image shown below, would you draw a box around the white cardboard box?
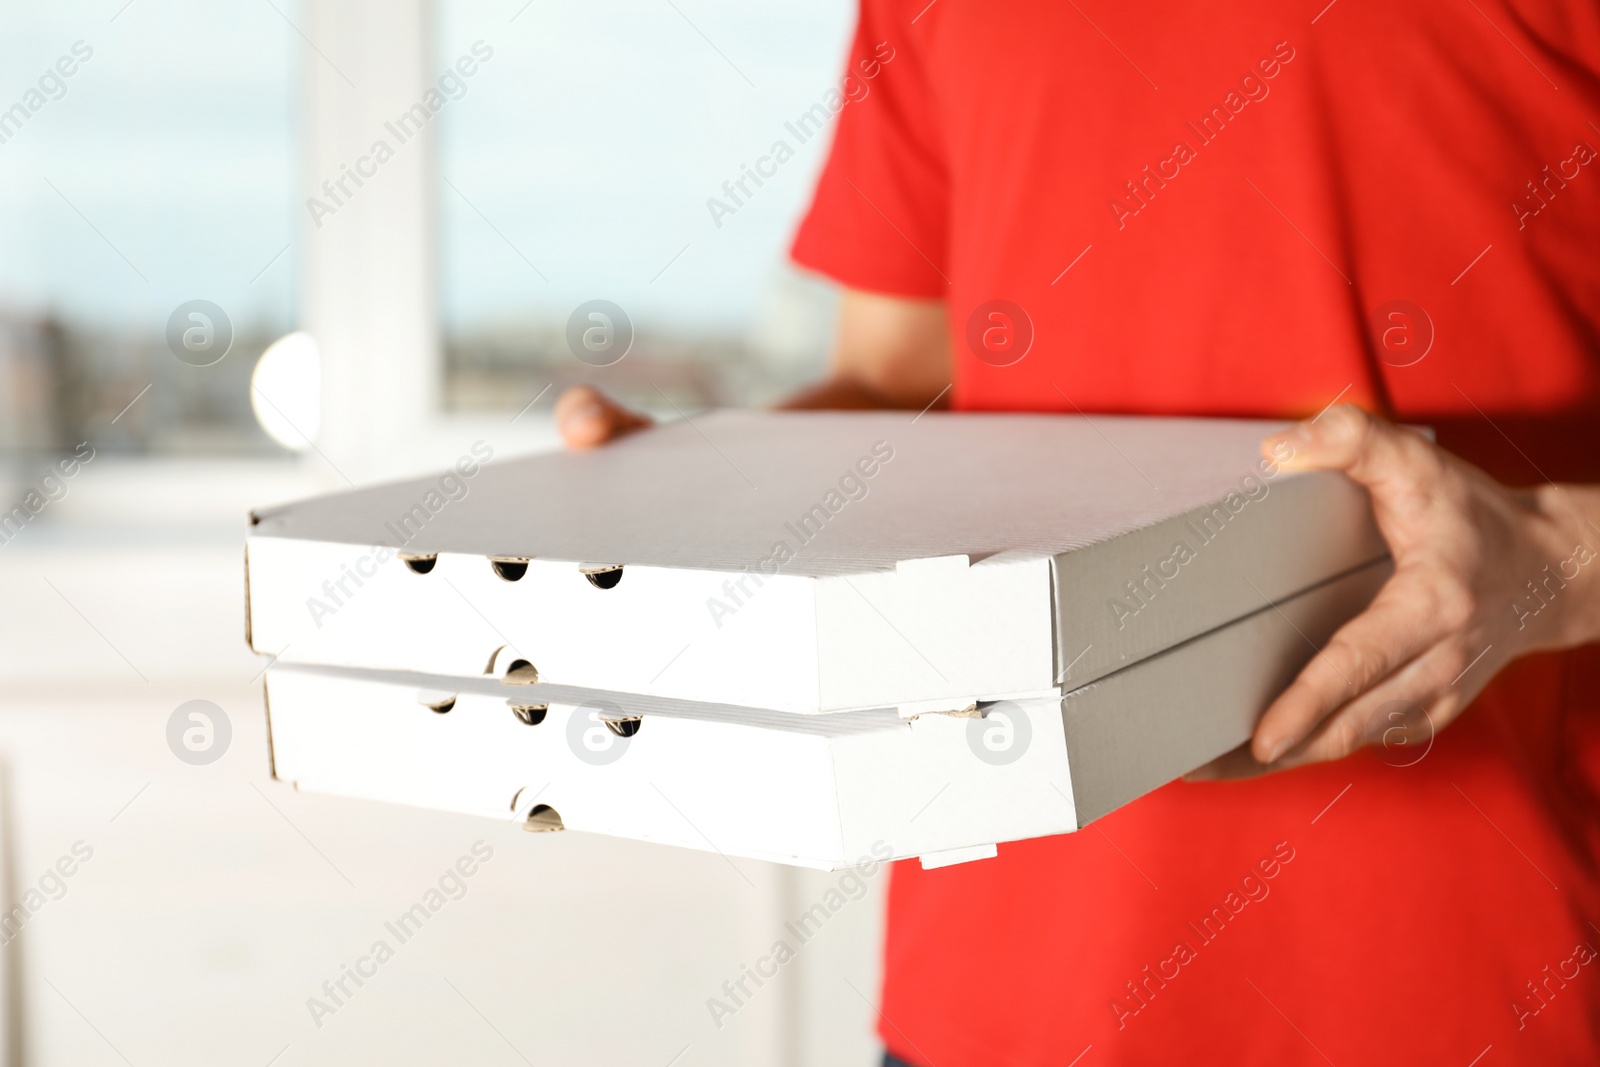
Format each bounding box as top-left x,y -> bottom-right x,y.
263,560 -> 1389,870
246,412 -> 1385,715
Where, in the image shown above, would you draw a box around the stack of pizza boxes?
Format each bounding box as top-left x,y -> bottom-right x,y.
245,411 -> 1387,871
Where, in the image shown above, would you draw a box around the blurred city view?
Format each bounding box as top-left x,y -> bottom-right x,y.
0,0 -> 848,474
435,0 -> 847,417
0,2 -> 294,473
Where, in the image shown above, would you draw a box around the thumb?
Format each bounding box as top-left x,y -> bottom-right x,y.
1261,404 -> 1438,496
555,385 -> 651,450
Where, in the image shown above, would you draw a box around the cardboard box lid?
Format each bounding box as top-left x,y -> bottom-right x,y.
251,410 -> 1339,571
247,411 -> 1384,712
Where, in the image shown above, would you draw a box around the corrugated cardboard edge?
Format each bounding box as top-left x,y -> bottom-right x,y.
243,539 -> 256,653
262,673 -> 280,783
1047,548 -> 1066,684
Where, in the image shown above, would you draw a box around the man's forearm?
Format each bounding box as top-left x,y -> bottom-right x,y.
777,374 -> 948,412
783,290 -> 951,412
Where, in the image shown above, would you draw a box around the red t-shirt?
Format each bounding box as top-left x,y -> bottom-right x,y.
792,1 -> 1600,1063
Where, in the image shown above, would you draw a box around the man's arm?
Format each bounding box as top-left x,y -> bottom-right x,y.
554,289 -> 949,446
779,289 -> 951,411
1193,406 -> 1600,778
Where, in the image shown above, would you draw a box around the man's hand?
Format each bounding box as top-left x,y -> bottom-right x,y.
554,384 -> 652,449
555,289 -> 949,451
1193,404 -> 1600,779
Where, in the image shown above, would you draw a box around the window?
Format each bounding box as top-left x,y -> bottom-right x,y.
0,0 -> 295,458
435,0 -> 854,416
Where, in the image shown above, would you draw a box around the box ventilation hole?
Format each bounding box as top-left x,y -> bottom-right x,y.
419,694 -> 456,714
602,716 -> 642,738
491,557 -> 529,582
503,659 -> 540,685
581,564 -> 624,589
511,703 -> 548,726
400,553 -> 437,574
524,804 -> 564,832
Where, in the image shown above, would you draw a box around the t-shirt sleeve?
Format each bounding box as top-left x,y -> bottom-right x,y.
790,2 -> 950,298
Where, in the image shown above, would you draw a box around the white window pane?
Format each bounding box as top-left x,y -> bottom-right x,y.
437,0 -> 853,412
0,1 -> 296,455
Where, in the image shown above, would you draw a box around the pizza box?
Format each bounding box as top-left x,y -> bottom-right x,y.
245,411 -> 1385,715
260,559 -> 1389,870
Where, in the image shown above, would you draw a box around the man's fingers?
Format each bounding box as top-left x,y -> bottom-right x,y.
1249,576 -> 1438,762
1193,637 -> 1465,780
1267,638 -> 1479,771
1267,689 -> 1453,772
1262,403 -> 1439,494
555,385 -> 651,449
